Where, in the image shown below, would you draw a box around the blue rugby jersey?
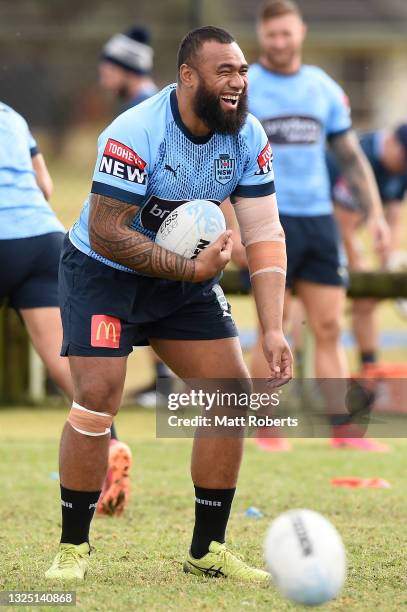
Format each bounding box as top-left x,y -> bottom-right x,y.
0,102 -> 64,239
248,64 -> 351,216
70,84 -> 275,272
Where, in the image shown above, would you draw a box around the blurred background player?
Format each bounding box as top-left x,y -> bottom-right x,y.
0,101 -> 71,398
247,0 -> 390,451
0,100 -> 130,516
100,25 -> 158,110
100,25 -> 172,407
328,123 -> 407,368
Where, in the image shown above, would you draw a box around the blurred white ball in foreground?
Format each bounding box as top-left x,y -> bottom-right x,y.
264,509 -> 346,606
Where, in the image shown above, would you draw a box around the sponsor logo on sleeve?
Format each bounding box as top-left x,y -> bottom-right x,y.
255,142 -> 273,175
91,314 -> 121,349
99,138 -> 147,185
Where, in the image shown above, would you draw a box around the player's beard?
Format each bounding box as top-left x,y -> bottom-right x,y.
193,80 -> 248,135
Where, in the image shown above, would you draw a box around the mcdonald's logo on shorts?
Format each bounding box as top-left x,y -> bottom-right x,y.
91,315 -> 121,349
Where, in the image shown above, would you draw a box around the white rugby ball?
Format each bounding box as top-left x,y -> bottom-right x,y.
155,199 -> 226,259
264,509 -> 346,606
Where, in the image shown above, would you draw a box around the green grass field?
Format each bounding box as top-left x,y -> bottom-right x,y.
1,408 -> 406,611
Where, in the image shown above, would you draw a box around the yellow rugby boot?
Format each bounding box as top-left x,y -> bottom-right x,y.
45,543 -> 90,580
184,541 -> 270,583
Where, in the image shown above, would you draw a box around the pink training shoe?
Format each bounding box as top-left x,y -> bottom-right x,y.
254,427 -> 292,452
331,425 -> 390,453
97,439 -> 132,516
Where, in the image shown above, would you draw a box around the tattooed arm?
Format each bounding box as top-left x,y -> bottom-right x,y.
88,193 -> 232,282
329,130 -> 390,255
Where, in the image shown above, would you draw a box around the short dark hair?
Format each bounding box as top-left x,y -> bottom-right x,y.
257,0 -> 303,22
177,26 -> 235,72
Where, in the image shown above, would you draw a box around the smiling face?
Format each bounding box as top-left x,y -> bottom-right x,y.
257,13 -> 306,73
182,40 -> 249,134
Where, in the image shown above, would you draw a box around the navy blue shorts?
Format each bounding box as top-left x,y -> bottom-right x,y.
280,214 -> 347,288
0,232 -> 64,310
59,236 -> 238,357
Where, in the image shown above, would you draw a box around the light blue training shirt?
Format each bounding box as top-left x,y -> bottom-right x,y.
70,83 -> 276,272
0,102 -> 65,239
248,64 -> 351,216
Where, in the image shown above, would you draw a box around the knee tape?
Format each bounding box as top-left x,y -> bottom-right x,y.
68,401 -> 113,436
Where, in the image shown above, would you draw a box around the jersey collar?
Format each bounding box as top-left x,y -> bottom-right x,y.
170,89 -> 213,145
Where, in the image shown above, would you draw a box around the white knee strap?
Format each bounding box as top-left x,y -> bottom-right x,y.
68,401 -> 113,436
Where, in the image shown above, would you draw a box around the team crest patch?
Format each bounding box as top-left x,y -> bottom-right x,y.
214,153 -> 235,185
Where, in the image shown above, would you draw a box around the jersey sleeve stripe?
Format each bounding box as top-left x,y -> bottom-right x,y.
91,181 -> 145,205
232,181 -> 275,198
30,146 -> 39,157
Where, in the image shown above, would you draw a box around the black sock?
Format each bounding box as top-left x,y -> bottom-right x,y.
60,485 -> 101,545
330,380 -> 375,428
360,351 -> 377,366
110,422 -> 118,440
190,486 -> 236,559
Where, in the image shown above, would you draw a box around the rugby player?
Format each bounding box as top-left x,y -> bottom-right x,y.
0,102 -> 131,511
0,102 -> 71,399
45,26 -> 292,581
248,0 -> 390,451
328,124 -> 407,367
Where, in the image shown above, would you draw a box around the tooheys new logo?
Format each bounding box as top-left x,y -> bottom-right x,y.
99,138 -> 147,184
256,142 -> 273,175
262,116 -> 322,145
